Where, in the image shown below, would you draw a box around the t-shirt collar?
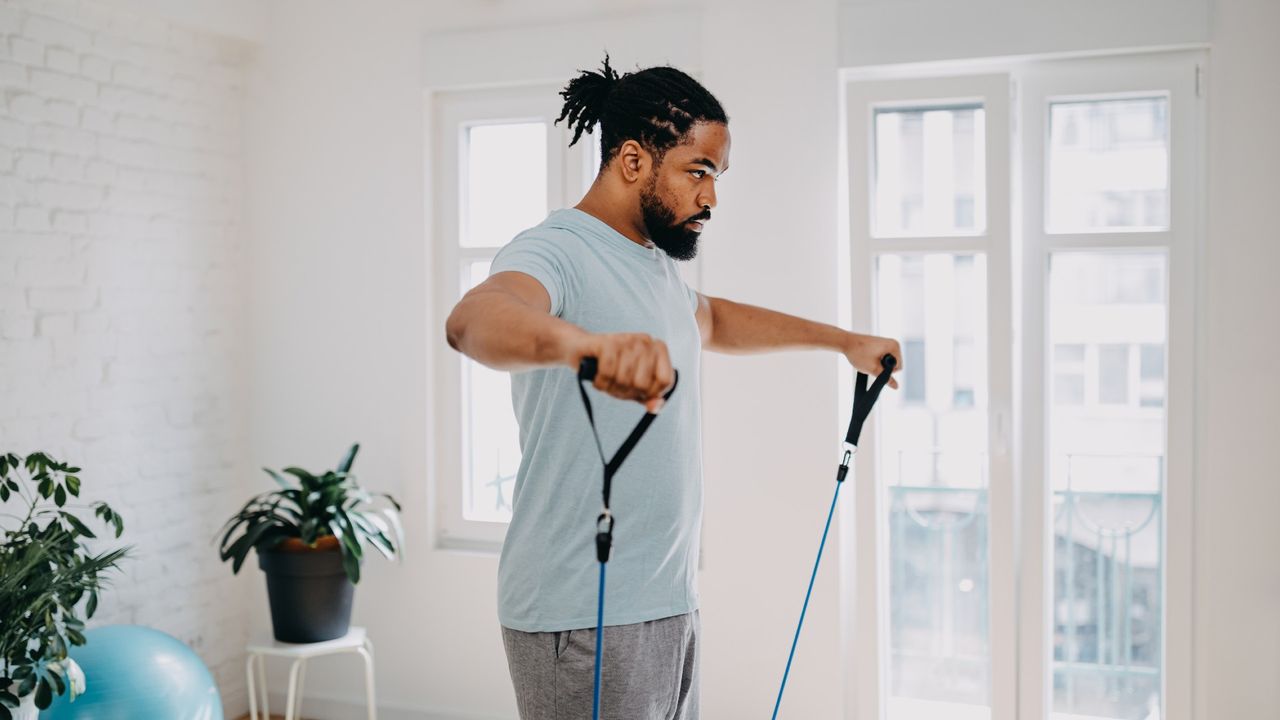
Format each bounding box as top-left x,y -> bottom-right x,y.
553,207 -> 662,262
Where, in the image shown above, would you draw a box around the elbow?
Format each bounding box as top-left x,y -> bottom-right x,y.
445,306 -> 466,353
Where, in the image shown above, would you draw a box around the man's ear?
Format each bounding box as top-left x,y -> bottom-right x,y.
618,139 -> 650,184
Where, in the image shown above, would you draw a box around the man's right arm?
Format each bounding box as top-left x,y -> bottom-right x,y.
445,270 -> 585,373
445,271 -> 674,412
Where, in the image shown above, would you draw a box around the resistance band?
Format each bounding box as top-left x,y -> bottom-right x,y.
771,353 -> 897,719
575,357 -> 680,720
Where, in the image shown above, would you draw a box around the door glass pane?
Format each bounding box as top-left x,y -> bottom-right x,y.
461,259 -> 521,522
877,253 -> 991,720
1049,252 -> 1167,720
873,106 -> 986,238
1047,97 -> 1170,233
463,122 -> 547,247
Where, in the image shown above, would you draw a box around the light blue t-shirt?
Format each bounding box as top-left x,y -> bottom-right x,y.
490,207 -> 703,633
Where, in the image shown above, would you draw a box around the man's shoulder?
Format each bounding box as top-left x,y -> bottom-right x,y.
507,215 -> 592,251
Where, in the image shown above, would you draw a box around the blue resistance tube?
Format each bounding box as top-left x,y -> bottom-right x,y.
772,354 -> 896,719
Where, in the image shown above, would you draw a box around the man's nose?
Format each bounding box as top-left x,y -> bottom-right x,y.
698,184 -> 717,212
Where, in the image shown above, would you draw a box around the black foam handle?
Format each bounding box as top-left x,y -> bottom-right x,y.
879,353 -> 897,375
844,353 -> 898,449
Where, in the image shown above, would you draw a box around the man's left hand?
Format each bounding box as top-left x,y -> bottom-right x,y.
843,333 -> 903,390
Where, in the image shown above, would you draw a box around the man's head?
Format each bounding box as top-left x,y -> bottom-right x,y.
556,55 -> 730,261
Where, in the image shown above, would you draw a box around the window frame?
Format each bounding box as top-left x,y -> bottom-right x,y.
429,85 -> 596,552
842,48 -> 1203,720
844,72 -> 1017,720
1017,50 -> 1201,720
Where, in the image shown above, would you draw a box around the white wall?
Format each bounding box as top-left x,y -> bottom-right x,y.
1197,0 -> 1280,715
697,1 -> 848,716
838,0 -> 1211,68
0,0 -> 254,711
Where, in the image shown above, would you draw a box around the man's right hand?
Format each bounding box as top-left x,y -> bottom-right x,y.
568,333 -> 675,413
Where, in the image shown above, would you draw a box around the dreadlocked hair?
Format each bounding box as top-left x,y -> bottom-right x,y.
555,53 -> 728,171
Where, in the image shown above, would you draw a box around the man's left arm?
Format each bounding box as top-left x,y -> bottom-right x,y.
693,292 -> 903,389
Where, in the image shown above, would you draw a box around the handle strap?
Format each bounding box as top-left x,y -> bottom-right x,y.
842,353 -> 898,451
576,357 -> 679,561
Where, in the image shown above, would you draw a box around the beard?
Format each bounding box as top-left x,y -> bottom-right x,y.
639,175 -> 706,262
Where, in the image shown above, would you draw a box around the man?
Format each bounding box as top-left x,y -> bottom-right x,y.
445,55 -> 901,719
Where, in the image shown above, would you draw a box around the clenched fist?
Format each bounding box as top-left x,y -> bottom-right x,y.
568,333 -> 675,413
844,333 -> 903,389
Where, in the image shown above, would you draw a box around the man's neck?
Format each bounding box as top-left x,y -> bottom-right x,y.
573,186 -> 654,249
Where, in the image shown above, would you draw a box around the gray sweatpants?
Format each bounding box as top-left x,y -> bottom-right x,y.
501,610 -> 700,720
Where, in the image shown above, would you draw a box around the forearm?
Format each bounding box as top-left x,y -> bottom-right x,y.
446,289 -> 586,372
705,296 -> 849,354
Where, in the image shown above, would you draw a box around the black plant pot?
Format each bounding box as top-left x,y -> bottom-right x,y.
258,547 -> 354,643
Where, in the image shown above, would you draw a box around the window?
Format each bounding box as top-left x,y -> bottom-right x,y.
873,105 -> 987,237
1048,252 -> 1167,719
462,123 -> 547,248
431,86 -> 598,549
458,122 -> 548,523
1138,344 -> 1165,409
1047,97 -> 1170,234
878,253 -> 992,714
1020,51 -> 1197,720
845,50 -> 1200,720
846,72 -> 1012,720
1054,345 -> 1086,406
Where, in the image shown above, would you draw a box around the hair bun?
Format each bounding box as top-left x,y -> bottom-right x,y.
556,53 -> 621,147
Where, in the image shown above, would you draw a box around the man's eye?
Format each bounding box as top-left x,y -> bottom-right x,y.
690,170 -> 706,179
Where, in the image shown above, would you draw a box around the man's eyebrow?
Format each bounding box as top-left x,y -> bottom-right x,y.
690,157 -> 727,175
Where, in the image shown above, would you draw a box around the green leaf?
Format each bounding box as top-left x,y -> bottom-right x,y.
327,519 -> 361,584
378,492 -> 403,512
226,521 -> 278,573
54,484 -> 66,507
299,518 -> 318,544
86,590 -> 99,618
336,443 -> 360,473
262,467 -> 292,489
283,467 -> 317,490
65,475 -> 80,496
34,677 -> 51,709
59,511 -> 96,539
47,665 -> 65,696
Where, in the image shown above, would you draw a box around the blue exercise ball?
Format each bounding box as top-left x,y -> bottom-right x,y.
41,625 -> 222,720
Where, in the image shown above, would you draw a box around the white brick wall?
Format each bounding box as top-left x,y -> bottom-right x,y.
1,1 -> 252,716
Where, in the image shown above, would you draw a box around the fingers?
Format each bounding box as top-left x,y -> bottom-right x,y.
589,333 -> 674,410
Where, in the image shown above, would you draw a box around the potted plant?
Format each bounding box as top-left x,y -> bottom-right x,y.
218,443 -> 402,643
0,452 -> 128,720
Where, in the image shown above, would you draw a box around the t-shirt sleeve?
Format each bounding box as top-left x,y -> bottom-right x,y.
489,233 -> 579,317
685,282 -> 699,314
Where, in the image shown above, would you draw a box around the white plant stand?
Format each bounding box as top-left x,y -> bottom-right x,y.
245,626 -> 375,720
